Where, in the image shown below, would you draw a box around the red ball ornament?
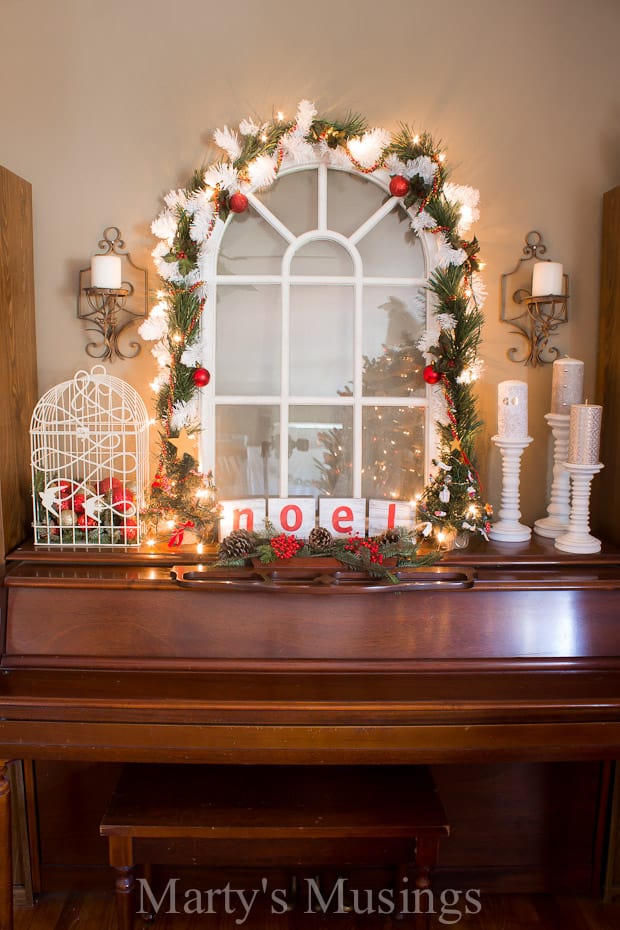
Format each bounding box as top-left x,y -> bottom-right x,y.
192,367 -> 211,388
423,365 -> 441,385
389,175 -> 409,198
98,476 -> 122,495
112,488 -> 135,514
72,493 -> 86,515
56,480 -> 73,501
229,192 -> 249,214
119,518 -> 138,542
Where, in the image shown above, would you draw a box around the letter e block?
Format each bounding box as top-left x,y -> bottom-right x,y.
319,499 -> 366,537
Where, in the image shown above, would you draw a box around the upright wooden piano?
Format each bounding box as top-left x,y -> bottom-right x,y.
2,537 -> 620,928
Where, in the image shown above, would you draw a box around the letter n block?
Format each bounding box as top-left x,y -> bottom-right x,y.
219,499 -> 267,539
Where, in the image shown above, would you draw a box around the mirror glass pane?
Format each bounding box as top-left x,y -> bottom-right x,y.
362,405 -> 425,500
327,169 -> 386,237
216,285 -> 281,394
258,169 -> 318,236
358,208 -> 425,277
289,286 -> 354,395
289,404 -> 354,498
290,239 -> 353,276
217,208 -> 287,275
362,286 -> 426,397
215,404 -> 279,498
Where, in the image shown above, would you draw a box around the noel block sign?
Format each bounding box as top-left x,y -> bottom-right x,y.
219,498 -> 417,540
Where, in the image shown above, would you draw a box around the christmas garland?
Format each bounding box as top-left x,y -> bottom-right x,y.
217,525 -> 438,582
140,100 -> 491,546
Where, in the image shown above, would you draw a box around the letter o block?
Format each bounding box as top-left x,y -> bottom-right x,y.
267,498 -> 316,537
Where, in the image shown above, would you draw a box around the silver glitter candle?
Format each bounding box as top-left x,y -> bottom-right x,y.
567,403 -> 602,465
551,358 -> 584,414
497,380 -> 528,439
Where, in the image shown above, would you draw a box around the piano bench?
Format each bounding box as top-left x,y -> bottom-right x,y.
100,763 -> 449,929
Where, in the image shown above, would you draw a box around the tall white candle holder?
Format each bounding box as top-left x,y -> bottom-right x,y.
534,413 -> 570,538
554,462 -> 604,554
489,435 -> 533,543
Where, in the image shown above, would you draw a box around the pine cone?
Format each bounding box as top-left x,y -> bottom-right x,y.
376,528 -> 402,546
218,528 -> 254,560
308,526 -> 333,551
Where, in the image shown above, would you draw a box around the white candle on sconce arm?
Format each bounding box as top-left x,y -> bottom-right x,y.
551,357 -> 584,414
567,402 -> 603,465
532,260 -> 564,297
91,254 -> 122,289
497,380 -> 528,439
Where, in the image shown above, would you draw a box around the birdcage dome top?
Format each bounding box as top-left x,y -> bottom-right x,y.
30,366 -> 148,432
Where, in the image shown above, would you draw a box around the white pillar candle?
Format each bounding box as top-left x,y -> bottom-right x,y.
531,261 -> 564,297
497,380 -> 528,439
567,403 -> 603,465
91,254 -> 122,289
551,357 -> 584,414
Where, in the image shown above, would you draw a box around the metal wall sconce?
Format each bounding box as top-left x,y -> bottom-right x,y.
500,230 -> 569,367
77,227 -> 149,361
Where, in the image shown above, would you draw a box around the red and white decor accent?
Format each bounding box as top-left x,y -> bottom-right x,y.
30,366 -> 148,546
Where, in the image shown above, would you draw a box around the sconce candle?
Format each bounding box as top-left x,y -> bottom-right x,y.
497,380 -> 528,439
532,260 -> 564,297
567,403 -> 603,465
91,254 -> 122,289
551,357 -> 584,414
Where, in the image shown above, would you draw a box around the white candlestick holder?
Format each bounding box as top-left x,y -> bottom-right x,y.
554,462 -> 604,554
489,435 -> 533,543
534,412 -> 570,538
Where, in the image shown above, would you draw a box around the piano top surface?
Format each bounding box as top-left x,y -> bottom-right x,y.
6,533 -> 620,567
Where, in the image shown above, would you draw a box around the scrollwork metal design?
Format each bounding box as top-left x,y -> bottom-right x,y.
499,230 -> 568,366
77,228 -> 149,361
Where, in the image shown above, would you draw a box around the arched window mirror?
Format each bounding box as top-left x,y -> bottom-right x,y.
199,163 -> 441,503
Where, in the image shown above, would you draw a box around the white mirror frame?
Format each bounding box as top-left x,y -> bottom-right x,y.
199,160 -> 444,501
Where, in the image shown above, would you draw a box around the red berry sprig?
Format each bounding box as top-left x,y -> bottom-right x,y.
344,534 -> 384,565
270,533 -> 301,560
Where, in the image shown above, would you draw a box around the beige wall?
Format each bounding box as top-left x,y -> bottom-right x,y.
1,0 -> 619,525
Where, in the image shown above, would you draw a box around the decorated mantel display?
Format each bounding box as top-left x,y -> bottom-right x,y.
138,99 -> 491,564
30,367 -> 148,546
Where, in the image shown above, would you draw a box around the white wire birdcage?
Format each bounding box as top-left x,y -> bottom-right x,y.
30,366 -> 149,546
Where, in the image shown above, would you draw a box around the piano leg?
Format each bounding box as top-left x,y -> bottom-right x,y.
0,761 -> 13,930
396,835 -> 439,929
109,836 -> 136,930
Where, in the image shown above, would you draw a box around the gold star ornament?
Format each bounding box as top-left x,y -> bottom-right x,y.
167,428 -> 199,460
